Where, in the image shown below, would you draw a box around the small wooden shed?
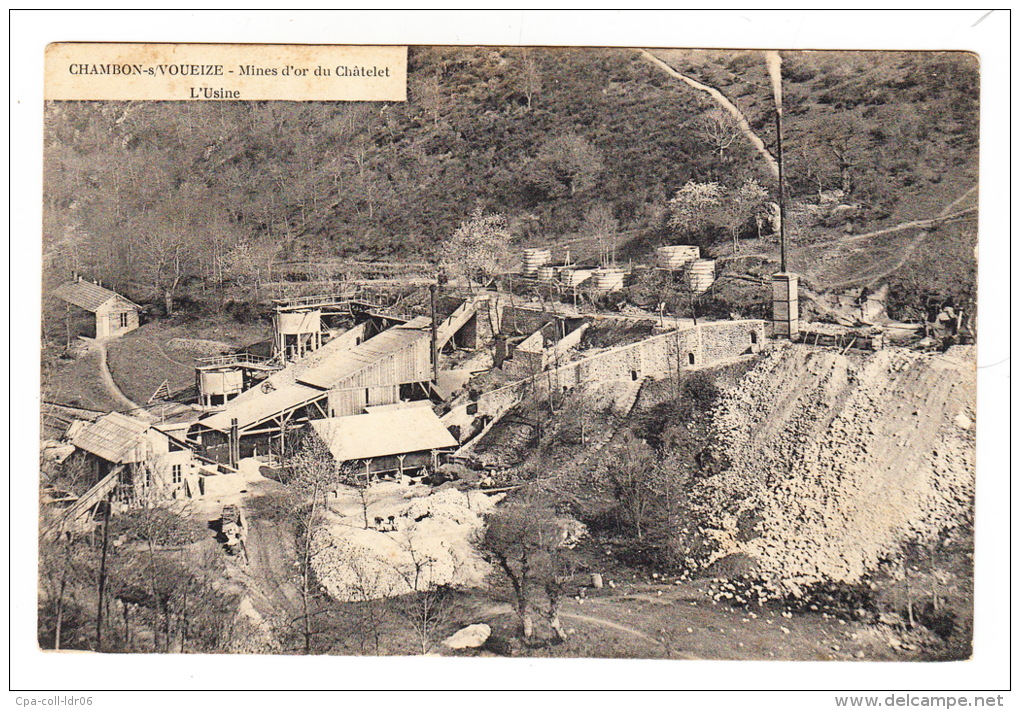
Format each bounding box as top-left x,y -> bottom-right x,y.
53,278 -> 141,340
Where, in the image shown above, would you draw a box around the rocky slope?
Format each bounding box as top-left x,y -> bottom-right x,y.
702,343 -> 975,596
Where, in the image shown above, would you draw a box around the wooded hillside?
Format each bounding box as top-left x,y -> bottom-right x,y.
43,47 -> 978,310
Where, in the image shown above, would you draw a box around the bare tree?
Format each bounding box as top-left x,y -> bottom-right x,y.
582,203 -> 619,268
517,48 -> 543,111
416,72 -> 444,126
224,237 -> 284,301
556,388 -> 604,446
479,496 -> 585,642
604,433 -> 659,540
284,436 -> 342,654
697,109 -> 743,160
136,229 -> 190,316
113,490 -> 201,652
388,536 -> 459,655
37,529 -> 88,650
341,548 -> 394,655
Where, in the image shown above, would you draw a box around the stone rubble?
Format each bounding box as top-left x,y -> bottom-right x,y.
699,343 -> 975,597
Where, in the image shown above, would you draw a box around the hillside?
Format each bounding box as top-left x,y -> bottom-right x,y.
43,47 -> 978,315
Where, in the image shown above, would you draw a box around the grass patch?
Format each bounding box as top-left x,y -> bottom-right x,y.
41,349 -> 122,413
106,316 -> 271,404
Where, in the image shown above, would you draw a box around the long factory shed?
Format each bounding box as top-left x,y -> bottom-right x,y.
190,316 -> 435,464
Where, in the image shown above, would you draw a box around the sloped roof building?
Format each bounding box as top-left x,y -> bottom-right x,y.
53,279 -> 141,339
309,402 -> 457,479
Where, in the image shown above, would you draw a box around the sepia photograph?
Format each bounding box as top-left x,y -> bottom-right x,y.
12,9 -> 1011,700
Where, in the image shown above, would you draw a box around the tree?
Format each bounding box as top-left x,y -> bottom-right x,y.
110,492 -> 204,653
283,436 -> 343,654
556,388 -> 606,446
516,47 -> 543,111
530,134 -> 604,198
135,227 -> 191,317
440,207 -> 515,291
796,113 -> 876,199
415,72 -> 445,126
340,545 -> 395,655
666,181 -> 724,247
696,109 -> 743,160
604,433 -> 659,540
479,496 -> 586,642
37,530 -> 89,650
224,237 -> 284,301
581,203 -> 619,268
388,534 -> 459,655
715,179 -> 770,253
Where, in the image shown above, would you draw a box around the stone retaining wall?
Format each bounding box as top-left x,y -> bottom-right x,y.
443,319 -> 766,442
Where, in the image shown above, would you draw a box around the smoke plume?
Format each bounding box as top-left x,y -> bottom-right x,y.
765,51 -> 783,115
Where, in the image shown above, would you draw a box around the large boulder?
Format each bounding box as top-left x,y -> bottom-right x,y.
443,623 -> 491,650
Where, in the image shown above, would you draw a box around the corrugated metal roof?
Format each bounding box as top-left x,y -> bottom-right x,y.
70,411 -> 152,463
199,382 -> 326,432
52,280 -> 139,313
296,317 -> 432,390
310,405 -> 457,462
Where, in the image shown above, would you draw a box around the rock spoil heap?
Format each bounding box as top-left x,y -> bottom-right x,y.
312,483 -> 501,602
703,343 -> 975,596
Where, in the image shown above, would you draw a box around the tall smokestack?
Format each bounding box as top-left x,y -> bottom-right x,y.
765,50 -> 787,273
766,50 -> 798,341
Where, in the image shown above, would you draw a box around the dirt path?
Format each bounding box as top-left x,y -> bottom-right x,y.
559,584 -> 927,661
231,476 -> 307,645
821,207 -> 976,291
561,609 -> 689,657
638,49 -> 779,178
939,184 -> 978,217
92,339 -> 149,415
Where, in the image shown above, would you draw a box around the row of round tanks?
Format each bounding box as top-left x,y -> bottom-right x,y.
522,244 -> 714,294
522,248 -> 552,277
530,263 -> 623,292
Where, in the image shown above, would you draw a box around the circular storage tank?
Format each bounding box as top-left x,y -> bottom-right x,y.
199,368 -> 244,398
277,309 -> 321,335
522,248 -> 551,277
591,268 -> 625,293
686,259 -> 716,295
536,265 -> 555,282
656,245 -> 700,270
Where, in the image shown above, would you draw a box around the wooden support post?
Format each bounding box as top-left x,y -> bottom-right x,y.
430,283 -> 439,385
229,418 -> 239,469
